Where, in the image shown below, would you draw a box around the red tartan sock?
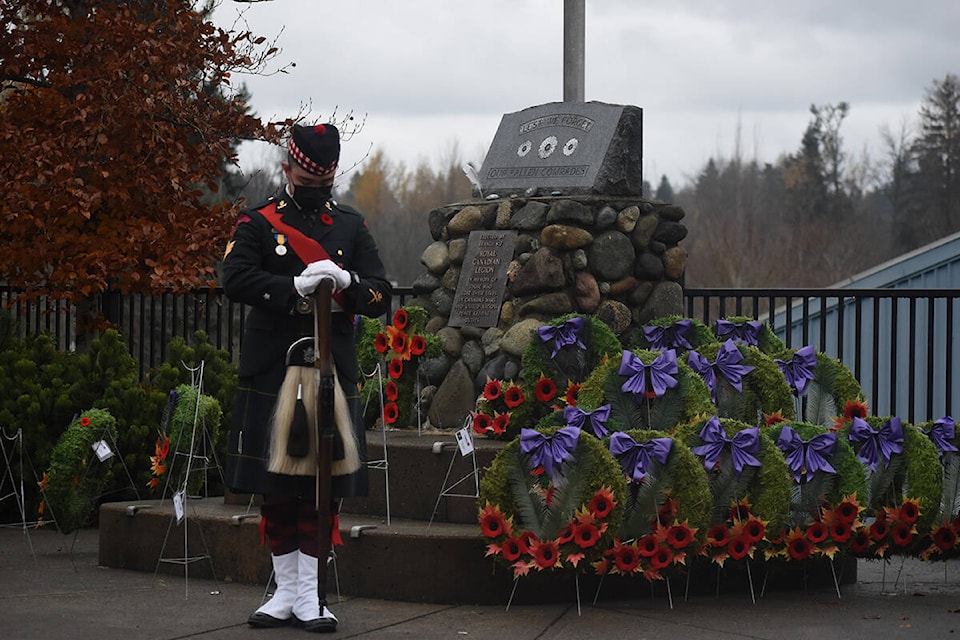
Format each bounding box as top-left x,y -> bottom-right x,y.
261,501 -> 299,556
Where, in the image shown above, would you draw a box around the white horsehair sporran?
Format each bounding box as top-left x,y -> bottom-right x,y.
267,336 -> 361,477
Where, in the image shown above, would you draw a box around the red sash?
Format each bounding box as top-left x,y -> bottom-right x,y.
258,201 -> 345,305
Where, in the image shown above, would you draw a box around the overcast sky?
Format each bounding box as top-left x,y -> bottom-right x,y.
213,0 -> 960,190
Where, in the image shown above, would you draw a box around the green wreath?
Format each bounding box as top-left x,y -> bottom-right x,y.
914,417 -> 960,524
678,416 -> 792,534
689,341 -> 795,425
774,347 -> 864,428
576,349 -> 714,433
478,426 -> 627,576
762,421 -> 867,528
631,315 -> 716,352
839,415 -> 942,532
42,408 -> 117,534
716,315 -> 786,355
522,313 -> 623,390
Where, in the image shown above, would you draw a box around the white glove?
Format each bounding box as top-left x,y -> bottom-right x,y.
296,259 -> 351,294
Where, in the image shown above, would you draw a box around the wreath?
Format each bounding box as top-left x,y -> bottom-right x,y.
678,415 -> 792,536
632,315 -> 716,352
576,349 -> 714,433
914,416 -> 960,525
714,316 -> 785,355
762,421 -> 867,528
40,408 -> 117,534
478,425 -> 627,577
773,346 -> 864,428
837,415 -> 942,533
687,340 -> 795,425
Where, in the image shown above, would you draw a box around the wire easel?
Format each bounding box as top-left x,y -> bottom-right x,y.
361,361 -> 391,525
0,427 -> 38,559
154,361 -> 219,599
427,416 -> 479,528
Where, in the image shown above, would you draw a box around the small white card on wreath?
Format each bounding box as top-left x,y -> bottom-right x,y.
173,490 -> 185,524
91,440 -> 114,462
455,427 -> 474,457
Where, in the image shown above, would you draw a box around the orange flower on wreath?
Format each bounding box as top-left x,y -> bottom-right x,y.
530,538 -> 561,570
932,524 -> 958,552
564,382 -> 582,406
608,539 -> 641,573
386,325 -> 410,359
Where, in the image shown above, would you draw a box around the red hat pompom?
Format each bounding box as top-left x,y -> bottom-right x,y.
314,124 -> 326,135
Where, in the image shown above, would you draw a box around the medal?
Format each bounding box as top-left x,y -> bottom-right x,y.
274,233 -> 288,255
275,244 -> 287,256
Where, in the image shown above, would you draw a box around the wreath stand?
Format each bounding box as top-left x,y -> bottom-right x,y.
427,416 -> 479,529
153,362 -> 220,599
507,573 -> 584,616
0,427 -> 40,559
361,361 -> 391,526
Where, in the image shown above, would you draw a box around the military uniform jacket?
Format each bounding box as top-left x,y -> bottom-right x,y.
221,192 -> 391,497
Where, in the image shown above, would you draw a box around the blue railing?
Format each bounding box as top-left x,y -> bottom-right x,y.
3,286 -> 958,424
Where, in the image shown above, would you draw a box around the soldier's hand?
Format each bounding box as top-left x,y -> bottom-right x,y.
300,259 -> 351,291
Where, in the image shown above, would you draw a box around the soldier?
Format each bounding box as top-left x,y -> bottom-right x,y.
222,123 -> 391,633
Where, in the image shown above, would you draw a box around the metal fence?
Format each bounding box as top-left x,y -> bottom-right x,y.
4,285 -> 959,424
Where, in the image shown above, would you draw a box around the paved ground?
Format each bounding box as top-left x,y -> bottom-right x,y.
1,525 -> 959,639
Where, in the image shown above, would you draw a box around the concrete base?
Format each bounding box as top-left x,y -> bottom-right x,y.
98,429 -> 856,605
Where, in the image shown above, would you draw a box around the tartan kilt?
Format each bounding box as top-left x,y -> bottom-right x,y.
225,369 -> 369,499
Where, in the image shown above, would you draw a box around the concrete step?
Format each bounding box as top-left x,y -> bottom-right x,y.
97,430 -> 856,605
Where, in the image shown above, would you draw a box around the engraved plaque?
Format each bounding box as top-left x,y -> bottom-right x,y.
478,101 -> 643,196
448,230 -> 517,328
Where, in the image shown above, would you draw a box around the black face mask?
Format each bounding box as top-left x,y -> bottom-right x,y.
292,184 -> 333,210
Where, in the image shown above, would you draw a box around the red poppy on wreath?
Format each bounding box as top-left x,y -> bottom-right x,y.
833,496 -> 860,524
891,522 -> 914,547
385,380 -> 399,402
534,374 -> 557,402
588,487 -> 615,519
707,524 -> 730,547
834,398 -> 868,430
932,524 -> 957,552
763,410 -> 786,428
503,384 -> 525,409
531,538 -> 560,570
727,535 -> 751,560
850,527 -> 872,554
898,498 -> 921,525
667,522 -> 695,549
382,402 -> 399,424
491,412 -> 510,435
471,412 -> 492,435
386,325 -> 410,359
392,308 -> 408,330
556,523 -> 575,544
650,545 -> 673,569
501,536 -> 525,561
573,522 -> 601,549
374,332 -> 389,353
829,520 -> 852,543
479,503 -> 511,538
786,528 -> 813,560
388,358 -> 404,379
611,540 -> 641,573
483,379 -> 502,401
80,416 -> 91,427
637,534 -> 659,557
870,519 -> 889,542
729,499 -> 752,523
741,517 -> 766,544
564,382 -> 581,406
806,521 -> 829,544
409,335 -> 426,356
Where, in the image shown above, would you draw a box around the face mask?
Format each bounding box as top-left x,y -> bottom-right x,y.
292,184 -> 333,210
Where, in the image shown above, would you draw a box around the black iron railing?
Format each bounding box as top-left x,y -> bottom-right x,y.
3,285 -> 958,424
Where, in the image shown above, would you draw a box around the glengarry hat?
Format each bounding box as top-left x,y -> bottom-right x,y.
288,123 -> 340,176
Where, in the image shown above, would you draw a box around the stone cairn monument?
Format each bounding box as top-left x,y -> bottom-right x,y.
406,101 -> 688,429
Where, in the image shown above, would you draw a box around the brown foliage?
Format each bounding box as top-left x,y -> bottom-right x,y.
0,0 -> 286,302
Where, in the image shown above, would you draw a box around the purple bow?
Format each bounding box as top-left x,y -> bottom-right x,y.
691,416 -> 761,477
520,426 -> 580,479
687,340 -> 755,403
642,320 -> 694,351
619,349 -> 679,399
919,416 -> 959,457
776,425 -> 837,482
609,432 -> 673,483
848,416 -> 903,472
564,404 -> 611,439
716,319 -> 762,347
775,345 -> 818,396
538,317 -> 586,357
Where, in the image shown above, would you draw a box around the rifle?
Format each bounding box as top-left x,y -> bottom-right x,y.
313,279 -> 335,603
